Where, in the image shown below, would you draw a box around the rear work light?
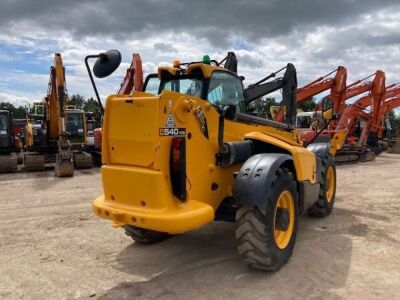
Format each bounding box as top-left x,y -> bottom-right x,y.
170,137 -> 186,200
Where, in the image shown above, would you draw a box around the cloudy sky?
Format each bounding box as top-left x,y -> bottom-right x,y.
0,0 -> 400,110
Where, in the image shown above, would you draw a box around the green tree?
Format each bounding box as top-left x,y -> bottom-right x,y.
248,97 -> 277,119
297,96 -> 317,112
83,97 -> 101,113
0,102 -> 27,118
388,110 -> 400,129
68,94 -> 85,109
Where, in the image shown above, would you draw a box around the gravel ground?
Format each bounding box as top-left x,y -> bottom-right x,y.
0,153 -> 399,300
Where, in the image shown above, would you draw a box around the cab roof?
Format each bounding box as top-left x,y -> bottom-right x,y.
158,63 -> 226,79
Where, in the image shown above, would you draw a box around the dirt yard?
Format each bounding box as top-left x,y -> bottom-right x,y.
0,153 -> 399,300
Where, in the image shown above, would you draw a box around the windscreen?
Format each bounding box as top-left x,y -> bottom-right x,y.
66,113 -> 84,141
160,75 -> 204,98
296,116 -> 312,129
144,77 -> 161,94
207,71 -> 246,112
0,114 -> 8,132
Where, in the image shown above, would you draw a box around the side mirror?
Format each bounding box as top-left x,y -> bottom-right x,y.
321,97 -> 333,121
85,50 -> 122,115
93,50 -> 122,78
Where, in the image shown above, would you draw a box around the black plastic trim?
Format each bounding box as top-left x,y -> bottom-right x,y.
233,153 -> 292,208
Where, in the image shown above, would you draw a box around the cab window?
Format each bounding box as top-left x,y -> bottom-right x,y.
0,114 -> 8,131
66,113 -> 84,136
207,71 -> 246,112
144,77 -> 161,94
162,78 -> 203,97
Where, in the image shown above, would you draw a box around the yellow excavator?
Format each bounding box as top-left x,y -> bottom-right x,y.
86,50 -> 337,271
24,53 -> 92,176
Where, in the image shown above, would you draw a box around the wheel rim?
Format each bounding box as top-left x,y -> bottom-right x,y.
274,190 -> 295,250
326,166 -> 335,203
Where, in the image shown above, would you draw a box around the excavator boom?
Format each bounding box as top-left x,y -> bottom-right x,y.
118,53 -> 144,94
377,96 -> 400,138
245,64 -> 297,125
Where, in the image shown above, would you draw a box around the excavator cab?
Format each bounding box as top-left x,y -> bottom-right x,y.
321,96 -> 334,121
66,110 -> 86,146
0,110 -> 18,172
0,111 -> 13,154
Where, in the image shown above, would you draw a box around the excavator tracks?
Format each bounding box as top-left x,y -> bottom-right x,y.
335,146 -> 376,164
0,153 -> 18,173
388,138 -> 400,153
73,152 -> 93,169
24,154 -> 45,172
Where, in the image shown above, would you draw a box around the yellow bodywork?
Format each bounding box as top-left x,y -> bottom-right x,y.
24,122 -> 34,148
329,130 -> 347,155
93,85 -> 318,234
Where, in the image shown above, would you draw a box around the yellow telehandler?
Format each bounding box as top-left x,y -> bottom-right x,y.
85,50 -> 337,271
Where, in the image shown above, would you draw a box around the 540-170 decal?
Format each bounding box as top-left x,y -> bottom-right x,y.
159,128 -> 186,136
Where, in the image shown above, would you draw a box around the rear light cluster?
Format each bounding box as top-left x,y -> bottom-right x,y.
93,128 -> 102,150
170,137 -> 186,200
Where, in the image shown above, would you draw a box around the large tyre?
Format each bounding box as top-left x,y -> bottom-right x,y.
235,168 -> 298,271
124,225 -> 170,244
308,154 -> 336,217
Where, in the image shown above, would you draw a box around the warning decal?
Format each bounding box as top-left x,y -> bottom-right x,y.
165,112 -> 177,127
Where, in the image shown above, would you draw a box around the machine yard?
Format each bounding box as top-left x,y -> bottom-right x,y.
0,153 -> 399,300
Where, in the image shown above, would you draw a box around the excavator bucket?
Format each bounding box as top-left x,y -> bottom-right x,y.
54,137 -> 74,177
54,152 -> 74,177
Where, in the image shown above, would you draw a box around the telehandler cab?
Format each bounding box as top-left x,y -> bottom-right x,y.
86,50 -> 337,271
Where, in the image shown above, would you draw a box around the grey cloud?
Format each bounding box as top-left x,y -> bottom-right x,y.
153,42 -> 177,53
2,0 -> 400,106
1,0 -> 400,47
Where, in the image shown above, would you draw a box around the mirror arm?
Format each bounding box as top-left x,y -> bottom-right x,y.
85,55 -> 104,115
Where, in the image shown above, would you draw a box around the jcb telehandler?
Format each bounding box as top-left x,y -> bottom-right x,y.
86,50 -> 337,271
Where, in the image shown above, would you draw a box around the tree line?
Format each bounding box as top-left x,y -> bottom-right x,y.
0,94 -> 399,128
0,94 -> 101,119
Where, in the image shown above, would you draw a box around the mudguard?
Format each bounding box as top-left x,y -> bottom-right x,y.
233,153 -> 293,208
306,142 -> 331,159
306,142 -> 331,184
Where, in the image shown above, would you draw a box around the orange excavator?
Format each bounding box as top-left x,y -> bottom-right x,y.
334,72 -> 387,161
296,71 -> 385,145
374,83 -> 400,137
379,96 -> 400,153
294,70 -> 387,163
378,93 -> 400,138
